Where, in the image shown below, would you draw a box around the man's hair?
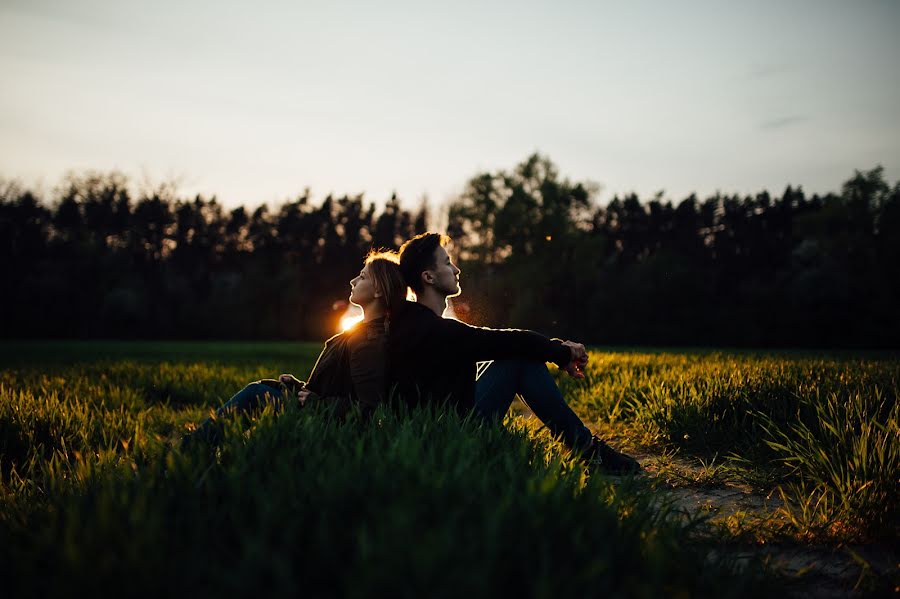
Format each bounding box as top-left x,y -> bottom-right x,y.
364,250 -> 406,315
398,232 -> 450,294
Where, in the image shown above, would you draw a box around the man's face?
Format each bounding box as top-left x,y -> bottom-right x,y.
426,245 -> 461,298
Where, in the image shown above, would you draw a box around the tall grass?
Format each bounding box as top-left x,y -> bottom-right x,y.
562,352 -> 899,540
2,341 -> 896,595
0,346 -> 774,597
759,388 -> 899,539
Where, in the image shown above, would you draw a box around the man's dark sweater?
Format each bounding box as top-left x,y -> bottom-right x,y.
386,301 -> 572,412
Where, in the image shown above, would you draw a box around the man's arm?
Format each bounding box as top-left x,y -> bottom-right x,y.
438,318 -> 573,368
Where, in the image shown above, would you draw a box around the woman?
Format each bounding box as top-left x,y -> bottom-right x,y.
184,250 -> 407,446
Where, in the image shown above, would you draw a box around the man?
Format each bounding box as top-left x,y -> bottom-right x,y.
388,232 -> 640,474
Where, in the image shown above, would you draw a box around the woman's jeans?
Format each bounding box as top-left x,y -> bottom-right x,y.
185,381 -> 289,446
473,360 -> 593,450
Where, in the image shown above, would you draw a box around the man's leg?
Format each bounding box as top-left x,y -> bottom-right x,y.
474,360 -> 641,474
184,381 -> 287,446
474,360 -> 593,450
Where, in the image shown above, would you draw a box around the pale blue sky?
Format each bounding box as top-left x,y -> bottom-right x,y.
2,0 -> 898,210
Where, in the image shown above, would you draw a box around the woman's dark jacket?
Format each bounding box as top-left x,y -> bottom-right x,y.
280,316 -> 387,418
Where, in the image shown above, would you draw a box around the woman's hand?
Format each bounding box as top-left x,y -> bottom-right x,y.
279,374 -> 309,404
279,374 -> 301,386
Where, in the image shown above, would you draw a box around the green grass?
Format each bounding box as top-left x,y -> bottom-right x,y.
0,339 -> 323,368
3,405 -> 774,598
2,341 -> 897,595
558,352 -> 900,541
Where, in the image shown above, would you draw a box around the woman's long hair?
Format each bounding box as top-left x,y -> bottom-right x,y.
365,250 -> 407,317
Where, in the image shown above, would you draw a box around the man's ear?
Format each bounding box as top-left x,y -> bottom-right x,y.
421,270 -> 434,286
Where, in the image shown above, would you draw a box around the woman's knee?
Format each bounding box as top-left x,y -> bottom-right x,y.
228,382 -> 277,407
246,381 -> 286,396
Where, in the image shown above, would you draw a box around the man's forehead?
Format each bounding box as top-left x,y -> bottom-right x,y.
434,245 -> 450,261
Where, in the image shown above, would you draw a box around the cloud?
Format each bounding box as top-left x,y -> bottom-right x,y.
760,115 -> 807,130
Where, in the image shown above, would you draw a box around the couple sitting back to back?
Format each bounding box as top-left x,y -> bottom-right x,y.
186,232 -> 639,474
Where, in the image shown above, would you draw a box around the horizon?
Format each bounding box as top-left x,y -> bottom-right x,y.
1,160 -> 892,215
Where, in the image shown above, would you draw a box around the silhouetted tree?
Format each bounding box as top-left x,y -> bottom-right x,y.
1,160 -> 896,346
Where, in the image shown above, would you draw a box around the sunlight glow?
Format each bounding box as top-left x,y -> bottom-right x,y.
338,289 -> 415,332
340,313 -> 364,332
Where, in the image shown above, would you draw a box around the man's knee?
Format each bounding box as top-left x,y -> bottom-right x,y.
512,360 -> 548,375
490,359 -> 543,371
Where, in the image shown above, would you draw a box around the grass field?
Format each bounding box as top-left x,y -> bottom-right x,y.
1,341 -> 897,597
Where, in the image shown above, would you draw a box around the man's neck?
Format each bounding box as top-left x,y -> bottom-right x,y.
416,289 -> 447,317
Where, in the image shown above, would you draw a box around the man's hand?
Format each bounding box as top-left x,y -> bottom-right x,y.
561,340 -> 588,379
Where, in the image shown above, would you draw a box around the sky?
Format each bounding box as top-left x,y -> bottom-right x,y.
1,0 -> 899,212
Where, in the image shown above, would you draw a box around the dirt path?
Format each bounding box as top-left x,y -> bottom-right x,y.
635,451 -> 898,598
509,404 -> 897,596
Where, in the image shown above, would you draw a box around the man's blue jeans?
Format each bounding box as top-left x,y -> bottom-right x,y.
473,360 -> 593,449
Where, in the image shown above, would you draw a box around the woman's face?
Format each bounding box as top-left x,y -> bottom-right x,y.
349,263 -> 379,307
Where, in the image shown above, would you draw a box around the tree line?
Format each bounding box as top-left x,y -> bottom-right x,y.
447,155 -> 899,347
1,173 -> 426,340
2,155 -> 898,347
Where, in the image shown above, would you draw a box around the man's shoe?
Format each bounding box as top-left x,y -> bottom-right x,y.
582,436 -> 641,475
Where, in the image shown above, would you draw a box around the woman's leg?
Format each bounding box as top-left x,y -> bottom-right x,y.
474,360 -> 593,449
185,381 -> 287,446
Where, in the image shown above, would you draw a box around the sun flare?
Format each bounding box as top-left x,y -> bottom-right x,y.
340,314 -> 364,332
339,289 -> 415,332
